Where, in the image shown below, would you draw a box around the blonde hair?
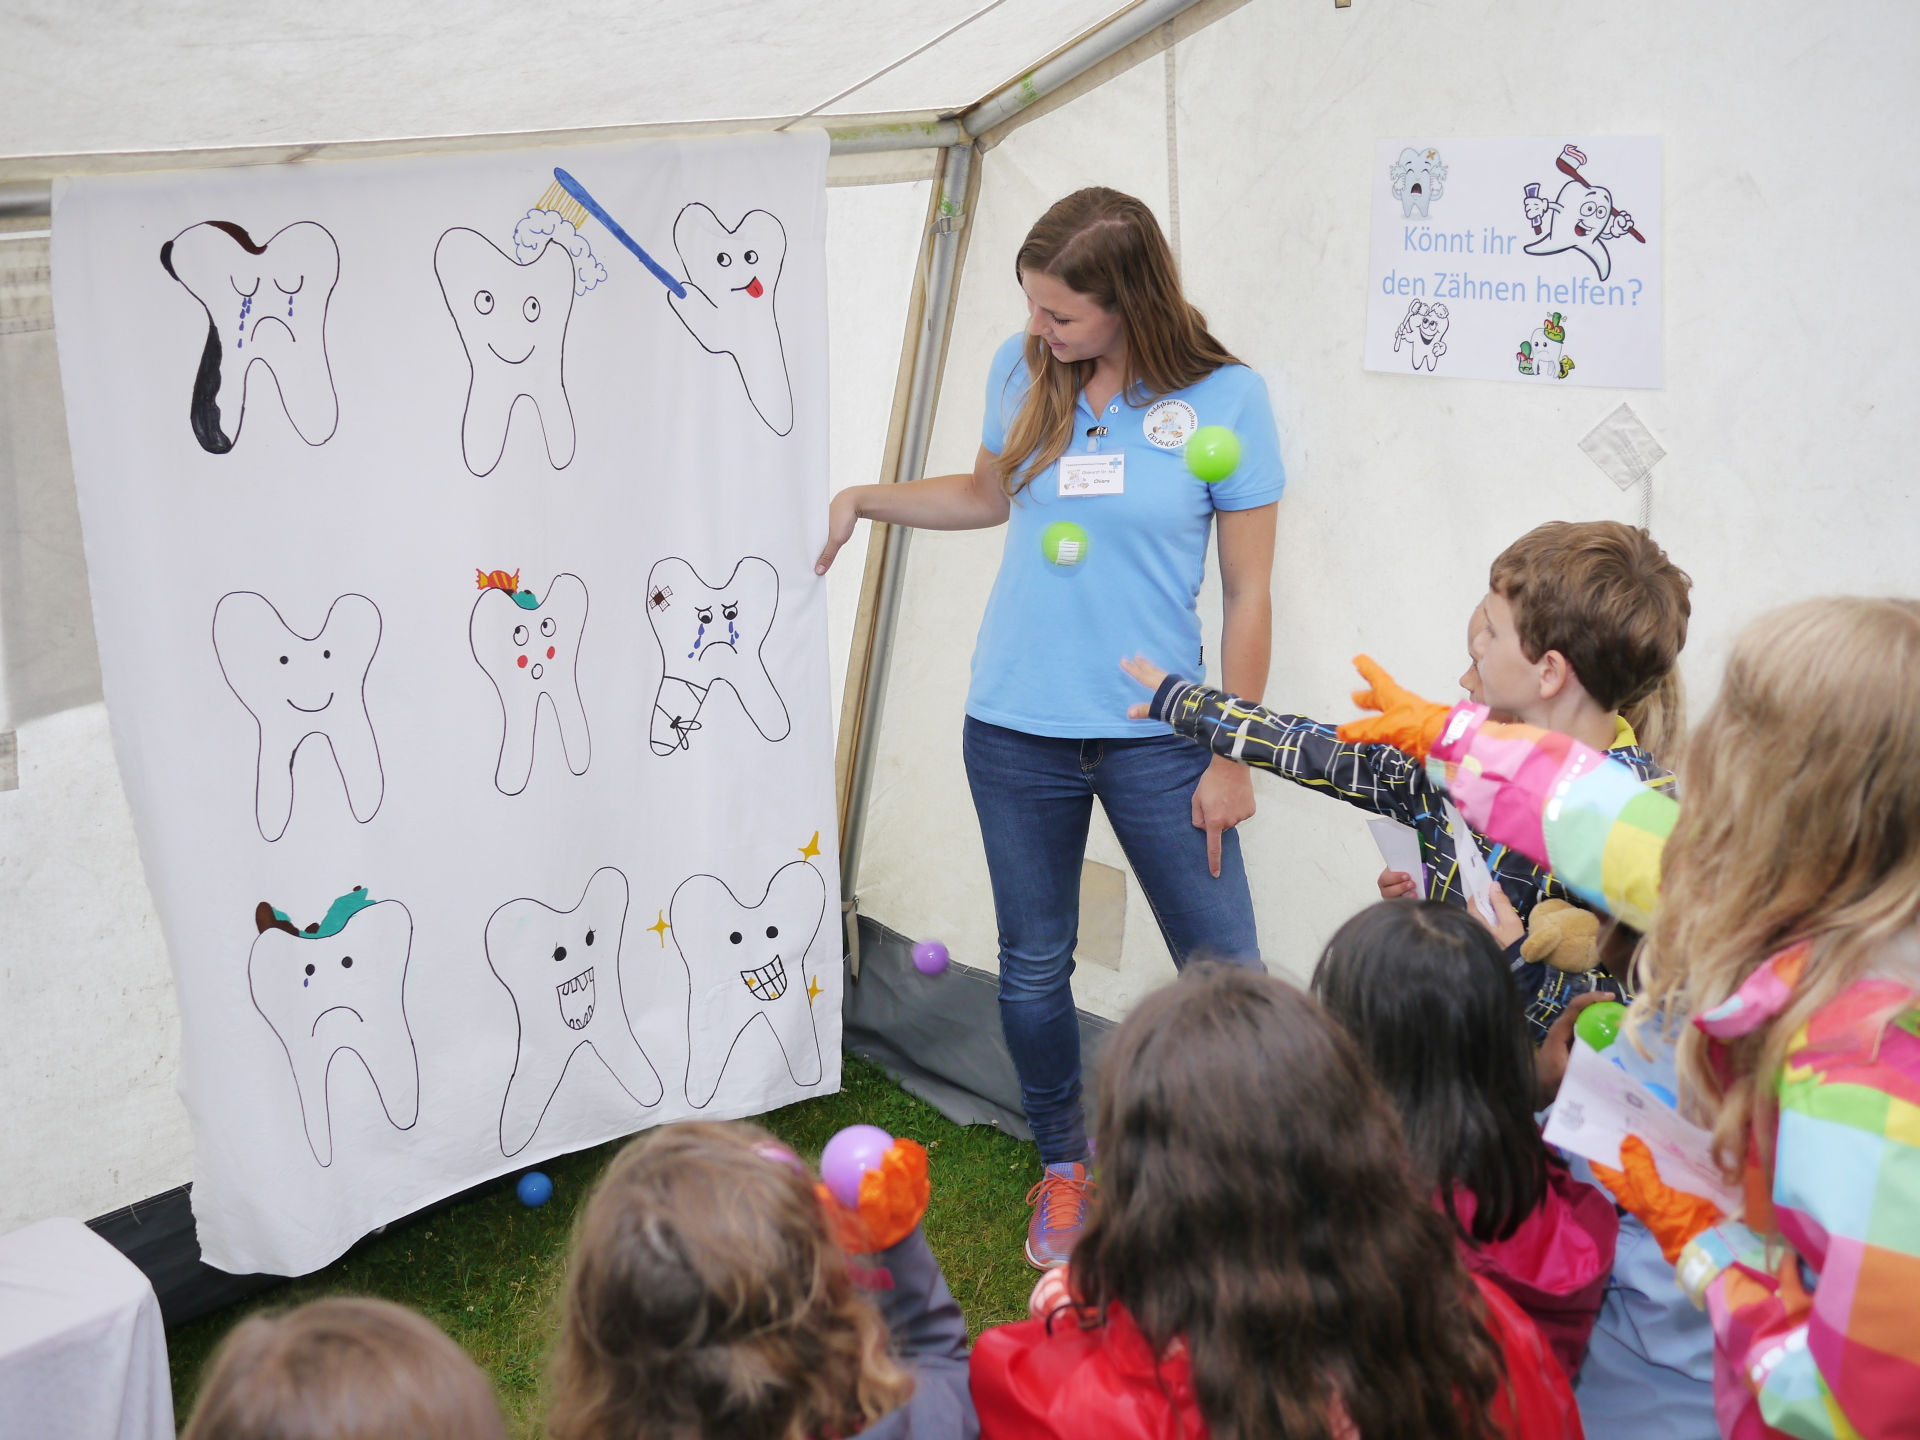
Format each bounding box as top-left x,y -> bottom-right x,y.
547,1122 -> 912,1440
1640,597 -> 1920,1176
1622,666 -> 1687,766
180,1297 -> 507,1440
997,187 -> 1237,496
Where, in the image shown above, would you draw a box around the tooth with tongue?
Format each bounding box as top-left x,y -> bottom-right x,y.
485,866 -> 660,1157
668,203 -> 793,435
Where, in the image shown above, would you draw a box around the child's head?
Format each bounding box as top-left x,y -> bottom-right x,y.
1646,597 -> 1920,1167
1073,964 -> 1504,1440
180,1297 -> 506,1440
548,1121 -> 912,1440
1466,520 -> 1691,730
1311,900 -> 1547,1245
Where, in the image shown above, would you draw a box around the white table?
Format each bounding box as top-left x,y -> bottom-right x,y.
0,1217 -> 173,1440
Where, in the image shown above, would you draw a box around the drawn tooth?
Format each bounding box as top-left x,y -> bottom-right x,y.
470,573 -> 591,794
646,557 -> 787,757
667,203 -> 792,435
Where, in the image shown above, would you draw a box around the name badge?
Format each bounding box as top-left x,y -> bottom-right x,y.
1057,452 -> 1125,497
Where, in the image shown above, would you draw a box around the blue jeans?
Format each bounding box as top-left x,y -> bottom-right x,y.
962,716 -> 1262,1164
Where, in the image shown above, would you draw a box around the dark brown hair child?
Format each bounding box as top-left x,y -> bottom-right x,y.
970,964 -> 1582,1440
179,1296 -> 508,1440
547,1121 -> 973,1440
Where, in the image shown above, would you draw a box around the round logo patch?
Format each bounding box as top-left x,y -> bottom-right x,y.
1142,399 -> 1198,450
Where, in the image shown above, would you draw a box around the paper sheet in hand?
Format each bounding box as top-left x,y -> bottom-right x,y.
1443,799 -> 1495,914
1365,817 -> 1425,898
1543,1040 -> 1739,1210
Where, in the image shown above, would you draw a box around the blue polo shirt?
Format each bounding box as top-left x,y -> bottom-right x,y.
968,333 -> 1285,739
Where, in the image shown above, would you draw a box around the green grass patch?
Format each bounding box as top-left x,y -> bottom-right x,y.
167,1055 -> 1041,1436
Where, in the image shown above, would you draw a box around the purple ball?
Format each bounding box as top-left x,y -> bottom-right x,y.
820,1123 -> 893,1208
910,940 -> 950,976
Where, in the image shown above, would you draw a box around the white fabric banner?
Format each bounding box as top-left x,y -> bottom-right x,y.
1364,136 -> 1662,388
51,131 -> 841,1275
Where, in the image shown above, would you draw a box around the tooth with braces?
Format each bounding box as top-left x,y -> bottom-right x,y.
248,888 -> 419,1167
470,573 -> 591,794
213,591 -> 384,842
671,858 -> 825,1108
645,556 -> 788,756
485,866 -> 660,1157
434,227 -> 577,476
160,220 -> 341,454
668,204 -> 793,436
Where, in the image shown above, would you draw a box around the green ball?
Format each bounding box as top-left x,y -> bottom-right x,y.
1041,520 -> 1090,567
1184,425 -> 1241,483
1575,999 -> 1627,1051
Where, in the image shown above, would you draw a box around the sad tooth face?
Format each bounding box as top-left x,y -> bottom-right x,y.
673,859 -> 825,1108
667,204 -> 793,435
469,573 -> 591,794
435,228 -> 576,476
485,866 -> 660,1157
646,556 -> 788,756
160,220 -> 340,454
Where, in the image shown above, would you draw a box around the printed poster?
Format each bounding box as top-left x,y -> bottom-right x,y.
51,131 -> 841,1274
1364,136 -> 1662,388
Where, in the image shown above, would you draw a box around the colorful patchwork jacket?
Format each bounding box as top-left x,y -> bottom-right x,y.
1147,676 -> 1672,1040
1426,701 -> 1920,1440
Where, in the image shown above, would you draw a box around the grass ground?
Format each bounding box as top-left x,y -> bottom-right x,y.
166,1055 -> 1041,1435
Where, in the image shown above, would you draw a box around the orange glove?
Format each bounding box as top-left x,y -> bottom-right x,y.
1589,1134 -> 1724,1265
1333,655 -> 1452,760
818,1138 -> 930,1254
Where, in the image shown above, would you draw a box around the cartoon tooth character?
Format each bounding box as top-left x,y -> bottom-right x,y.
1522,145 -> 1641,281
248,887 -> 419,1166
160,220 -> 341,454
1390,147 -> 1448,219
469,570 -> 591,794
645,556 -> 789,756
668,204 -> 793,435
1393,300 -> 1450,373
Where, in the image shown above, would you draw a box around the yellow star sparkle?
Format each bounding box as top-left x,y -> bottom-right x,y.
799,830 -> 821,861
806,974 -> 823,1005
648,910 -> 669,946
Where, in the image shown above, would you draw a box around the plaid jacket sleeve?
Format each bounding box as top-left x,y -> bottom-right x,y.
1148,676 -> 1428,827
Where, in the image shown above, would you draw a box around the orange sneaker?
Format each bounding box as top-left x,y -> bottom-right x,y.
1025,1162 -> 1093,1270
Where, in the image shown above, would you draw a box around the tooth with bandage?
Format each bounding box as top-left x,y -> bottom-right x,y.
434,228 -> 577,476
249,888 -> 419,1167
213,591 -> 384,842
645,556 -> 788,756
673,858 -> 826,1108
469,571 -> 591,795
159,220 -> 340,454
668,204 -> 793,436
485,866 -> 660,1156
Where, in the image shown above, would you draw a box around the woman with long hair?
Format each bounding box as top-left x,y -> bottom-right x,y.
817,188 -> 1283,1267
970,964 -> 1582,1439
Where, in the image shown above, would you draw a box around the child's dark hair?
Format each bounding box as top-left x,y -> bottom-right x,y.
1311,900 -> 1548,1245
547,1121 -> 913,1440
1071,964 -> 1505,1440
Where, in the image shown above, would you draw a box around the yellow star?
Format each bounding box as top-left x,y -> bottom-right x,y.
806,974 -> 823,1005
799,830 -> 821,861
648,910 -> 669,946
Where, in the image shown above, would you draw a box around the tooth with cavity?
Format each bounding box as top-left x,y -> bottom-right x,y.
672,858 -> 825,1108
434,227 -> 577,476
485,866 -> 659,1157
645,556 -> 788,756
470,573 -> 591,794
668,204 -> 793,435
160,220 -> 341,454
213,591 -> 384,842
248,890 -> 419,1167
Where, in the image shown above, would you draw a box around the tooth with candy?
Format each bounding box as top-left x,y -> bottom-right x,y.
485,866 -> 660,1156
469,570 -> 591,795
159,220 -> 341,454
645,556 -> 789,756
249,888 -> 419,1167
668,204 -> 793,436
434,228 -> 577,476
213,591 -> 384,842
672,858 -> 825,1108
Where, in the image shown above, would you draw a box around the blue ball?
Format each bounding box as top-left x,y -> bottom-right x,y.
516,1170 -> 554,1208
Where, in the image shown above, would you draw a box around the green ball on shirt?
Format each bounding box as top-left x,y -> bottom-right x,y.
1041,521 -> 1091,567
1185,425 -> 1242,482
